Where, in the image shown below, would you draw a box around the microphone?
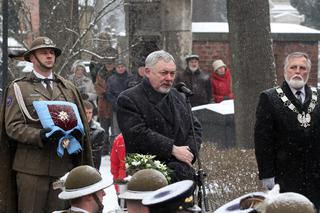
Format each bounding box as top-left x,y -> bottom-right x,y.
175,82 -> 193,96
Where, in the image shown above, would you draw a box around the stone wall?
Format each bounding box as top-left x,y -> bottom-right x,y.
192,40 -> 318,86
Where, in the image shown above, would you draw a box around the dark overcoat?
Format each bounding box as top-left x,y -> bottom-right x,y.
117,78 -> 202,182
254,81 -> 320,207
174,68 -> 212,107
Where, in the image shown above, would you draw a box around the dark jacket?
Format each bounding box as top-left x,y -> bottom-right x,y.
106,71 -> 131,112
254,81 -> 320,207
89,120 -> 105,170
174,68 -> 212,107
117,78 -> 202,182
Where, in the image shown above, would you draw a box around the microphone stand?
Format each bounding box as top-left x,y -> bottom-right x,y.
184,94 -> 210,212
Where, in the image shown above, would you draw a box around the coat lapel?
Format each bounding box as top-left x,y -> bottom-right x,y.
282,81 -> 312,111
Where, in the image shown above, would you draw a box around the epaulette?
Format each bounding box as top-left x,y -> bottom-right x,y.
11,76 -> 27,83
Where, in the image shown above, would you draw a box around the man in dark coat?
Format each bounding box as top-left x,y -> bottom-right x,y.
117,50 -> 202,182
254,52 -> 320,209
0,36 -> 93,213
106,59 -> 132,144
83,101 -> 105,170
174,54 -> 212,107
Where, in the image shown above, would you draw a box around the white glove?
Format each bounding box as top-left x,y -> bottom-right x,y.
262,177 -> 275,190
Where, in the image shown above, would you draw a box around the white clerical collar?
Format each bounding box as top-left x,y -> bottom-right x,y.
70,206 -> 90,213
33,71 -> 53,80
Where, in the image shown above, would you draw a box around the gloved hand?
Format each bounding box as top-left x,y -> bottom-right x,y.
70,129 -> 83,142
262,177 -> 275,190
40,128 -> 64,143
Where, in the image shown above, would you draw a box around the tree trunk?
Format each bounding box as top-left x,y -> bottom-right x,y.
161,0 -> 193,69
227,0 -> 276,148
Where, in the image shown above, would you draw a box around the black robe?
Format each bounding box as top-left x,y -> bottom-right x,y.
255,81 -> 320,208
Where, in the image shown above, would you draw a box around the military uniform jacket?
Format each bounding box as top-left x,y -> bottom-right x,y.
254,81 -> 320,206
2,72 -> 93,176
117,78 -> 202,181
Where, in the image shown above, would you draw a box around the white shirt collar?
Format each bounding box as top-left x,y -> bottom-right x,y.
290,86 -> 305,97
70,206 -> 90,213
289,86 -> 305,103
33,71 -> 53,80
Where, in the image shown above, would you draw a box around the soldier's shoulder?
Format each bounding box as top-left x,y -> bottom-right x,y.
7,76 -> 30,88
55,74 -> 76,88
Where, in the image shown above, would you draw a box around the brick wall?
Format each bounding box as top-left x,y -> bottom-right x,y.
192,40 -> 318,86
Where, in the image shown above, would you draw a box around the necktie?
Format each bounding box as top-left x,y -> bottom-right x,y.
296,90 -> 303,104
43,79 -> 53,97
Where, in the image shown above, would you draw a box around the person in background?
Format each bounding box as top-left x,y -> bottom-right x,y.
110,133 -> 126,193
128,57 -> 146,88
106,59 -> 132,145
68,60 -> 97,104
83,100 -> 105,170
117,50 -> 202,183
0,36 -> 92,213
174,54 -> 212,107
254,52 -> 320,210
211,59 -> 234,103
53,165 -> 113,213
94,57 -> 115,155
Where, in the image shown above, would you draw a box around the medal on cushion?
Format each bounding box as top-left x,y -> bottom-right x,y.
62,138 -> 70,148
276,87 -> 317,128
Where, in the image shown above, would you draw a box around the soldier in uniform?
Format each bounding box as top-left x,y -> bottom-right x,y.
0,36 -> 93,213
142,180 -> 200,213
214,185 -> 316,213
53,165 -> 113,213
118,169 -> 169,213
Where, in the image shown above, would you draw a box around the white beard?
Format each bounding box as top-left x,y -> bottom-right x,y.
285,74 -> 308,90
189,67 -> 198,72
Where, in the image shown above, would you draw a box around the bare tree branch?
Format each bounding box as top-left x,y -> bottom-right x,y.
57,0 -> 121,74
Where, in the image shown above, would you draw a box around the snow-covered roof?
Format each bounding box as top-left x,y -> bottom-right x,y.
192,100 -> 234,115
192,22 -> 320,34
0,37 -> 24,48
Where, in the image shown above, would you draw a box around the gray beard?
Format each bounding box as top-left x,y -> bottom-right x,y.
189,67 -> 198,72
286,78 -> 306,90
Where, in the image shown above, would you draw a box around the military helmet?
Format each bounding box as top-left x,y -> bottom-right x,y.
24,36 -> 62,62
58,165 -> 113,200
264,192 -> 315,213
118,169 -> 168,200
142,180 -> 197,213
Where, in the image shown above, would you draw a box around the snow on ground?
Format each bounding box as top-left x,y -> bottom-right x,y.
99,155 -> 120,212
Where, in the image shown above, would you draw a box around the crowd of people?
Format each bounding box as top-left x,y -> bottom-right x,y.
0,35 -> 319,213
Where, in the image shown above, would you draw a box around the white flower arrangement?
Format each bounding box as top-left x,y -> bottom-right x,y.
126,153 -> 172,182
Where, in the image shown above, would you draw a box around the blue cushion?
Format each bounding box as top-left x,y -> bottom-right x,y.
33,101 -> 84,157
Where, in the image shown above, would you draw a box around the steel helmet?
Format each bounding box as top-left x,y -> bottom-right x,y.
58,165 -> 113,200
118,169 -> 168,200
24,36 -> 62,62
264,192 -> 316,213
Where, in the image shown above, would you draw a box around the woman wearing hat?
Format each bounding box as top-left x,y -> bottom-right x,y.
211,59 -> 235,103
68,60 -> 97,104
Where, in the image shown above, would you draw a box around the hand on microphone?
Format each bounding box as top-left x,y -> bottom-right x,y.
172,145 -> 194,167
